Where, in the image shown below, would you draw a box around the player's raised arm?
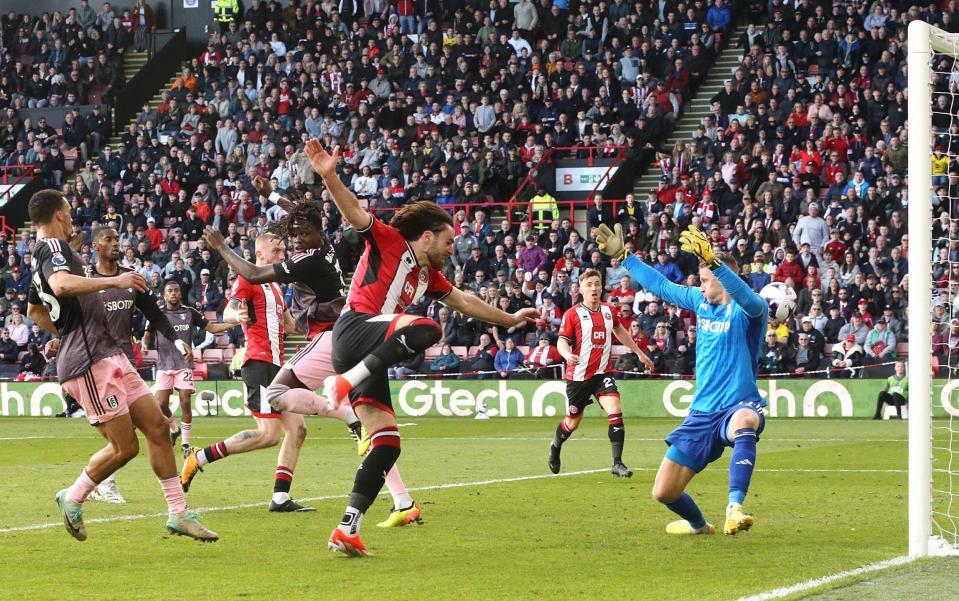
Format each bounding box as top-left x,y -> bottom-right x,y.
679,225 -> 766,318
442,287 -> 539,327
595,224 -> 702,311
304,139 -> 372,231
203,227 -> 278,285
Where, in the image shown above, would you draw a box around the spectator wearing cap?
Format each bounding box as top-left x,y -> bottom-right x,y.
831,334 -> 864,379
799,316 -> 826,354
793,329 -> 823,377
864,318 -> 897,362
748,255 -> 772,292
188,268 -> 222,312
653,250 -> 683,284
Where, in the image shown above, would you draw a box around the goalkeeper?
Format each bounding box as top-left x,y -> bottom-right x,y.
596,223 -> 768,535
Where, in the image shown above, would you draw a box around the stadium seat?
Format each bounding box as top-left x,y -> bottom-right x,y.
193,363 -> 208,380
215,334 -> 230,348
203,349 -> 223,363
451,346 -> 468,358
824,343 -> 834,355
424,346 -> 442,361
223,348 -> 235,361
896,343 -> 908,357
203,311 -> 218,321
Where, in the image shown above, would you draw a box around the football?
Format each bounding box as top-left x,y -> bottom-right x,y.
759,282 -> 798,322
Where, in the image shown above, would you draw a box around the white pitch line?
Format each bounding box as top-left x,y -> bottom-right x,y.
0,435 -> 910,443
0,465 -> 909,535
0,468 -> 608,534
734,555 -> 917,601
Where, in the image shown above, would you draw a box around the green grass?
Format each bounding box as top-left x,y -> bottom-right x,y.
0,417 -> 932,600
787,558 -> 959,601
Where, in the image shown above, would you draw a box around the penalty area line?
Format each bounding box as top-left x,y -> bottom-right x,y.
734,555 -> 916,601
0,468 -> 608,534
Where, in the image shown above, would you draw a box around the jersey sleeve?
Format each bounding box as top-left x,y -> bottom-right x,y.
425,268 -> 453,301
191,307 -> 210,329
623,254 -> 703,311
35,239 -> 72,281
558,307 -> 576,341
230,275 -> 252,301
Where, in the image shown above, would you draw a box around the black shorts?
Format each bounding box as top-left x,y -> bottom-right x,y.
243,359 -> 282,419
332,310 -> 400,414
565,374 -> 620,417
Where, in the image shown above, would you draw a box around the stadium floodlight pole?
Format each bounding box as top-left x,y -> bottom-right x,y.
907,18 -> 933,558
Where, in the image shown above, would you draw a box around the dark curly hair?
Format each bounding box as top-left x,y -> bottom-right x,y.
273,195 -> 326,243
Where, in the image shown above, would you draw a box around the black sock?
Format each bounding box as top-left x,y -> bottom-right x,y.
553,420 -> 573,447
361,321 -> 442,373
274,466 -> 293,494
608,413 -> 625,463
350,443 -> 401,513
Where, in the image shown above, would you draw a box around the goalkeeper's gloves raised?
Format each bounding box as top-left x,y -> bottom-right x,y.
679,224 -> 720,269
596,223 -> 628,260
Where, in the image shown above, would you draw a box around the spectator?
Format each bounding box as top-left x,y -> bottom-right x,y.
793,330 -> 823,377
494,338 -> 524,378
0,328 -> 18,363
874,361 -> 908,420
831,335 -> 864,379
864,318 -> 897,363
525,334 -> 562,379
838,312 -> 868,346
389,352 -> 425,380
430,345 -> 461,375
19,341 -> 47,375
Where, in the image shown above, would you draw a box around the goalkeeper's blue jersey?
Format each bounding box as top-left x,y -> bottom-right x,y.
623,256 -> 768,413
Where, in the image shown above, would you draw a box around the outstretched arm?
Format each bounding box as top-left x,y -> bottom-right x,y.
203,226 -> 278,284
443,287 -> 539,327
27,303 -> 58,336
304,139 -> 372,230
622,254 -> 702,311
712,263 -> 767,318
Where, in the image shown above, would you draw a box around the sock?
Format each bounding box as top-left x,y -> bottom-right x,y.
167,417 -> 179,433
665,492 -> 706,529
272,465 -> 293,503
608,413 -> 625,463
339,426 -> 402,535
66,469 -> 98,504
728,427 -> 758,506
385,465 -> 413,509
199,440 -> 229,466
342,320 -> 441,387
180,421 -> 191,445
338,504 -> 366,536
159,476 -> 188,514
552,419 -> 573,447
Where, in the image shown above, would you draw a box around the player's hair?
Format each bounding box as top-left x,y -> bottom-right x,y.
91,225 -> 117,242
164,281 -> 182,292
390,201 -> 454,241
27,190 -> 67,225
280,197 -> 327,243
579,268 -> 602,283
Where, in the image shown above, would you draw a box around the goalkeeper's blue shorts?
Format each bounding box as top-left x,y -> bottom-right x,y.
664,400 -> 765,473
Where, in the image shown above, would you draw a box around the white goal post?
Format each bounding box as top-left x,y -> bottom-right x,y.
907,19 -> 959,558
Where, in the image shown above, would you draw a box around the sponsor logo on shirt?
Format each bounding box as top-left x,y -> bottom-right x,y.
698,318 -> 731,334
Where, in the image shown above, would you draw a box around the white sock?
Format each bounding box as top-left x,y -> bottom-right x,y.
181,422 -> 191,445
726,502 -> 741,516
337,505 -> 364,536
391,491 -> 413,510
692,523 -> 712,533
344,405 -> 359,424
272,492 -> 290,504
343,363 -> 371,388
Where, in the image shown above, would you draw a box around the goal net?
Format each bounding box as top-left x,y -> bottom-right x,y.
909,20 -> 959,557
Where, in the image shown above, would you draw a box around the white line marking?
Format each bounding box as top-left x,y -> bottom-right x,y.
0,435 -> 910,442
734,556 -> 917,601
0,468 -> 608,534
0,466 -> 908,535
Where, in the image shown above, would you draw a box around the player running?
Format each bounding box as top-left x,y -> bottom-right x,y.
196,185 -> 423,527
305,140 -> 538,557
85,225 -> 192,504
597,223 -> 767,536
26,189 -> 217,542
550,268 -> 654,478
179,230 -> 329,511
142,282 -> 238,456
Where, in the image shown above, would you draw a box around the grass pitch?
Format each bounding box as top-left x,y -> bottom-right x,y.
0,415 -> 940,600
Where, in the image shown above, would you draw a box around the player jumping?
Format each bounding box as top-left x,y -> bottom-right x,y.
26,189 -> 217,542
179,229 -> 334,511
550,268 -> 654,478
597,223 -> 767,536
85,225 -> 193,504
305,140 -> 538,556
193,184 -> 422,525
142,282 -> 238,456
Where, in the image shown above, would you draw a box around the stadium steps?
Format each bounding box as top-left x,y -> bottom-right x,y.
122,51 -> 149,83
632,23 -> 748,196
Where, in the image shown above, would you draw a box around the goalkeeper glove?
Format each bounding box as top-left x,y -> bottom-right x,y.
596,223 -> 628,260
679,225 -> 720,269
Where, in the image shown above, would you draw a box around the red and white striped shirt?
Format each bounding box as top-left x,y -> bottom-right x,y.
558,302 -> 623,381
230,276 -> 285,366
346,215 -> 453,315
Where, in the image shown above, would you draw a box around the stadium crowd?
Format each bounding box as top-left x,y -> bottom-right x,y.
0,0 -> 951,379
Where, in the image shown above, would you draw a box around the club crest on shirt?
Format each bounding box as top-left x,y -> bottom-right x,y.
419,270 -> 428,283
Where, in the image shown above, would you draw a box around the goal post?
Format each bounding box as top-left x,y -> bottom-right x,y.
907,19 -> 959,558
